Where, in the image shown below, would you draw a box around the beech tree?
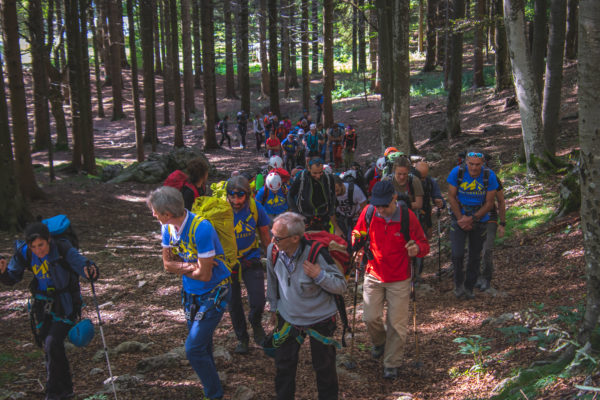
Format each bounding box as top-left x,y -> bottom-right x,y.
181,0 -> 195,124
201,0 -> 219,149
301,0 -> 310,111
322,0 -> 333,127
268,0 -> 281,115
127,0 -> 144,162
445,0 -> 466,138
141,0 -> 158,150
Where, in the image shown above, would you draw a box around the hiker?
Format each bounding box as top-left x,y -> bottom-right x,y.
266,212 -> 347,399
446,150 -> 499,300
266,130 -> 282,158
218,115 -> 232,149
314,93 -> 323,123
281,133 -> 299,172
182,158 -> 209,210
303,123 -> 322,167
237,111 -> 248,149
364,157 -> 387,196
414,161 -> 445,239
0,222 -> 99,400
389,156 -> 424,212
317,122 -> 328,161
329,123 -> 344,168
342,125 -> 357,170
333,174 -> 367,246
287,157 -> 340,233
226,176 -> 271,354
147,187 -> 232,399
256,172 -> 289,221
253,113 -> 265,152
352,180 -> 429,379
295,129 -> 306,166
275,121 -> 288,142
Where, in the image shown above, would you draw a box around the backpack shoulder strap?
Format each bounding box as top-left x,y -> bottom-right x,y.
249,198 -> 259,223
184,182 -> 200,198
399,201 -> 410,243
347,182 -> 355,208
457,164 -> 465,187
408,175 -> 414,196
306,240 -> 326,264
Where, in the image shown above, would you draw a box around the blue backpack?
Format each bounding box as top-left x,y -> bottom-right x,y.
41,215 -> 80,249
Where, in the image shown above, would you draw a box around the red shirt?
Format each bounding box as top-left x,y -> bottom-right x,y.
353,203 -> 429,282
266,137 -> 281,150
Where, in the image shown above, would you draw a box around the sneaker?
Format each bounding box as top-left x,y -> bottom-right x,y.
454,285 -> 465,299
383,367 -> 398,379
234,340 -> 249,354
464,287 -> 475,300
371,344 -> 385,359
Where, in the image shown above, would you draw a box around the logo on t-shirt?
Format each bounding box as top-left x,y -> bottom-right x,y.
459,180 -> 485,195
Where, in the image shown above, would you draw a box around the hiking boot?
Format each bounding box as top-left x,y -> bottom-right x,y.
371,344 -> 385,359
234,339 -> 249,354
383,367 -> 398,380
454,285 -> 465,299
251,322 -> 267,346
464,287 -> 475,300
474,276 -> 484,289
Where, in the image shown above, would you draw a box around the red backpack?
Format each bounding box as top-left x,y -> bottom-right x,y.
164,170 -> 199,198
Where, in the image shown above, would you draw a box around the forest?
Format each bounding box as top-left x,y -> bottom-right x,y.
0,0 -> 599,399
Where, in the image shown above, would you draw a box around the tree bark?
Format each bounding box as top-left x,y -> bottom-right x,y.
117,0 -> 130,69
352,3 -> 357,73
224,0 -> 237,99
473,0 -> 486,87
281,0 -> 291,97
181,0 -> 195,124
542,0 -> 567,155
201,0 -> 218,149
154,0 -> 163,75
127,0 -> 144,162
445,0 -> 465,138
392,0 -> 411,154
311,0 -> 319,74
141,0 -> 158,150
423,0 -> 438,72
268,0 -> 281,116
576,0 -> 600,348
494,0 -> 513,91
170,0 -> 184,147
98,0 -> 112,86
79,0 -> 95,174
259,0 -> 270,98
322,0 -> 334,128
376,0 -> 394,149
46,62 -> 69,151
436,0 -> 446,68
369,1 -> 379,91
90,7 -> 105,119
289,0 -> 300,88
532,0 -> 548,98
238,0 -> 250,114
108,0 -> 125,120
358,0 -> 366,72
565,0 -> 578,59
301,0 -> 310,111
418,0 -> 425,53
163,0 -> 172,125
192,0 -> 203,89
2,0 -> 44,199
504,0 -> 546,170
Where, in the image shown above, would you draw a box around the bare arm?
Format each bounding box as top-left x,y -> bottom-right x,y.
474,189 -> 497,221
447,185 -> 463,219
258,225 -> 271,254
184,257 -> 217,282
412,195 -> 423,211
161,248 -> 196,275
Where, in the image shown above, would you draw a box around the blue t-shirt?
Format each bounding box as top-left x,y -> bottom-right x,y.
20,247 -> 54,292
281,138 -> 298,155
256,186 -> 289,216
305,133 -> 320,153
447,166 -> 499,222
161,211 -> 231,295
233,201 -> 271,260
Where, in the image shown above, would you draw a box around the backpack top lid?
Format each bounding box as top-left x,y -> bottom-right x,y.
42,214 -> 71,236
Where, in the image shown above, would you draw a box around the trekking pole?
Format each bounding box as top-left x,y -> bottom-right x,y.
90,280 -> 118,400
437,208 -> 442,283
410,250 -> 422,369
343,250 -> 362,370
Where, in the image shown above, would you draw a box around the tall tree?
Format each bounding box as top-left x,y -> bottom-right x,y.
89,6 -> 105,118
576,0 -> 600,349
98,0 -> 112,85
181,0 -> 195,124
192,0 -> 203,88
201,0 -> 219,149
472,0 -> 486,87
445,0 -> 466,138
79,0 -> 95,173
541,0 -> 567,155
392,0 -> 411,153
369,1 -> 379,91
531,0 -> 548,97
418,0 -> 425,52
141,0 -> 158,150
2,0 -> 43,199
322,0 -> 333,127
423,0 -> 438,72
358,0 -> 366,72
127,0 -> 144,162
494,0 -> 512,91
170,0 -> 184,147
301,0 -> 310,110
376,0 -> 394,148
108,0 -> 125,120
352,3 -> 357,73
259,0 -> 270,98
565,0 -> 578,59
0,52 -> 30,232
163,0 -> 172,125
29,0 -> 52,151
224,0 -> 237,98
238,0 -> 250,114
268,0 -> 281,115
289,0 -> 300,88
311,0 -> 319,74
154,0 -> 163,75
281,0 -> 291,97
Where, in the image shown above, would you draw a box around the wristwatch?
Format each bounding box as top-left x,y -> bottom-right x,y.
472,215 -> 480,222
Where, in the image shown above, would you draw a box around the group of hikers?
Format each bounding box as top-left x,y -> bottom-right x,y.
0,102 -> 507,399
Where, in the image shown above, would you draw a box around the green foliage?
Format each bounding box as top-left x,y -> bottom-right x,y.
0,351 -> 18,386
83,395 -> 109,400
498,325 -> 530,344
500,203 -> 555,242
454,335 -> 493,373
410,65 -> 496,99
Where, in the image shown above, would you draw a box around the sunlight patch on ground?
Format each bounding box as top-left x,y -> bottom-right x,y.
113,194 -> 147,203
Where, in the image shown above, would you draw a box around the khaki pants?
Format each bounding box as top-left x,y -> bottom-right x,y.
362,273 -> 410,368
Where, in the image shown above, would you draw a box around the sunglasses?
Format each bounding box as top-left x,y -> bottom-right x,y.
271,232 -> 292,243
467,152 -> 484,158
227,190 -> 247,198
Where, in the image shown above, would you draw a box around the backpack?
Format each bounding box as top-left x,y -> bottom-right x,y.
269,238 -> 350,346
295,170 -> 335,217
164,170 -> 200,198
314,93 -> 323,107
456,164 -> 490,194
40,214 -> 80,250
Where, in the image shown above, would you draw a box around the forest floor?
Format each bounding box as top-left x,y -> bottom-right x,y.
0,59 -> 591,400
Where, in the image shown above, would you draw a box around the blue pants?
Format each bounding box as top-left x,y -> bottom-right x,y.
184,285 -> 231,399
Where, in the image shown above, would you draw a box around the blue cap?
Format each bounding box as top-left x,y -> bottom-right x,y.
370,180 -> 395,206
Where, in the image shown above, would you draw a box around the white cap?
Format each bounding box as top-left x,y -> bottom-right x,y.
310,123 -> 317,130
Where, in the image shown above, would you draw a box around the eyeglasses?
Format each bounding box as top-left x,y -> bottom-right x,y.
271,232 -> 292,243
227,190 -> 247,198
467,152 -> 484,158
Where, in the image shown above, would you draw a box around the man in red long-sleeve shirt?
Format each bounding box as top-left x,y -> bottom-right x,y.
352,180 -> 429,380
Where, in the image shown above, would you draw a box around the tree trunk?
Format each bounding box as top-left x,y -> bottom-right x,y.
79,0 -> 95,174
268,0 -> 281,116
281,0 -> 291,97
192,0 -> 203,89
224,0 -> 237,99
423,0 -> 438,72
301,0 -> 310,111
289,0 -> 300,88
201,0 -> 218,149
259,0 -> 270,98
532,0 -> 548,97
504,0 -> 546,171
154,0 -> 163,75
1,0 -> 44,199
90,7 -> 105,118
376,0 -> 394,149
238,0 -> 250,114
311,0 -> 319,74
170,0 -> 184,147
181,0 -> 195,124
352,3 -> 357,73
108,0 -> 125,120
393,0 -> 411,154
436,0 -> 446,68
127,0 -> 144,162
565,0 -> 578,59
495,0 -> 513,91
141,0 -> 158,150
46,63 -> 69,151
576,0 -> 600,348
0,52 -> 30,232
542,0 -> 567,155
323,0 -> 334,128
29,0 -> 52,152
443,0 -> 450,87
473,0 -> 486,87
369,1 -> 379,91
358,0 -> 366,72
163,0 -> 172,125
55,0 -> 67,71
117,0 -> 130,69
98,0 -> 112,86
160,0 -> 168,78
445,0 -> 465,138
418,0 -> 425,53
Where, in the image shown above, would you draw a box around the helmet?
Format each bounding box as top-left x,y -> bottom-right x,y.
340,170 -> 356,180
323,164 -> 333,175
266,172 -> 282,192
376,157 -> 386,171
68,319 -> 94,347
387,151 -> 405,163
268,156 -> 283,169
384,147 -> 399,157
237,111 -> 242,117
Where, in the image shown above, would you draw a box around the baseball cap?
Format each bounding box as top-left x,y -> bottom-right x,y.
370,180 -> 395,206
